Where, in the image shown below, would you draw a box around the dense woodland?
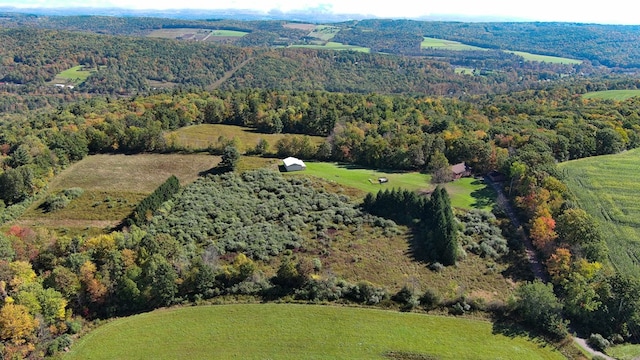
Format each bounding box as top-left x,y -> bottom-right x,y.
1,12 -> 640,359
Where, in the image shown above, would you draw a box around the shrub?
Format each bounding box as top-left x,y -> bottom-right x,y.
42,194 -> 70,212
586,333 -> 610,352
419,288 -> 441,310
392,285 -> 419,311
346,281 -> 389,305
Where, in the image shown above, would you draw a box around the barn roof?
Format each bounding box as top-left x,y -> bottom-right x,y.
283,157 -> 306,167
452,162 -> 467,175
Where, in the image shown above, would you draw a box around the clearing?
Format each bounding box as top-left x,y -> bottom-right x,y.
582,89 -> 640,101
558,148 -> 640,277
49,65 -> 94,86
147,28 -> 248,41
16,154 -> 218,231
65,304 -> 564,360
289,41 -> 370,52
166,124 -> 325,153
288,162 -> 496,210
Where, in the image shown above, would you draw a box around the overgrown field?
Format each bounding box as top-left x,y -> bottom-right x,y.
16,154 -> 217,230
582,89 -> 640,100
65,304 -> 564,360
291,162 -> 496,210
559,148 -> 640,276
166,124 -> 325,153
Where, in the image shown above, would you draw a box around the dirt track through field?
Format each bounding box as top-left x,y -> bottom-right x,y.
12,219 -> 119,229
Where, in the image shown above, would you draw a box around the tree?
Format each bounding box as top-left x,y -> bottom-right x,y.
513,280 -> 568,339
0,303 -> 39,345
220,144 -> 240,171
429,151 -> 452,184
428,187 -> 458,265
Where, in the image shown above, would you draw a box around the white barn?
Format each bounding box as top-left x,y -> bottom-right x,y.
283,157 -> 306,172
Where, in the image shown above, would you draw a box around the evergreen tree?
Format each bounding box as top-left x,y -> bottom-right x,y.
220,144 -> 240,171
428,186 -> 458,265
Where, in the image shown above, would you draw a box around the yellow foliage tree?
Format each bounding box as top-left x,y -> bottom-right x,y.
0,303 -> 39,345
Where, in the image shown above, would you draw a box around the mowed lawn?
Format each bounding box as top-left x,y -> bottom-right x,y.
167,124 -> 326,153
65,304 -> 563,360
290,162 -> 495,210
506,51 -> 582,64
559,148 -> 640,277
582,89 -> 640,100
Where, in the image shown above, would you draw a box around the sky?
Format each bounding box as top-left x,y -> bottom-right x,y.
0,0 -> 638,25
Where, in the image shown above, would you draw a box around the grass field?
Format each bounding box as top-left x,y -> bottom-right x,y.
166,124 -> 326,153
289,42 -> 370,52
65,304 -> 564,360
290,162 -> 496,210
17,154 -> 218,231
506,51 -> 582,64
558,148 -> 640,277
50,65 -> 93,86
582,89 -> 640,100
421,37 -> 486,51
455,67 -> 476,75
608,343 -> 640,360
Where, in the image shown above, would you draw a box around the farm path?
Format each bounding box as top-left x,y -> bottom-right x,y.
209,57 -> 253,90
486,177 -> 615,360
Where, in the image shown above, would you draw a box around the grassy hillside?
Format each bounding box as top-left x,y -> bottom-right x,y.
15,154 -> 217,232
65,304 -> 564,360
559,148 -> 640,276
582,90 -> 640,100
289,162 -> 496,210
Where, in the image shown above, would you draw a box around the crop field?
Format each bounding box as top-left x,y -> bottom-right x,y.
166,124 -> 326,153
289,42 -> 370,52
506,51 -> 582,64
558,148 -> 640,277
582,89 -> 640,100
421,37 -> 486,51
16,154 -> 217,231
290,162 -> 496,210
65,304 -> 564,360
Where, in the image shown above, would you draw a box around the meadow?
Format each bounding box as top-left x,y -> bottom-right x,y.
65,304 -> 564,360
307,25 -> 340,41
290,162 -> 496,210
17,154 -> 217,231
558,148 -> 640,277
289,41 -> 371,52
582,89 -> 640,100
506,51 -> 582,64
147,28 -> 248,41
50,65 -> 93,85
166,124 -> 326,153
421,37 -> 486,51
420,37 -> 581,64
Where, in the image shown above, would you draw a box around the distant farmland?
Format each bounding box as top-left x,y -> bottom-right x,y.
147,28 -> 248,41
65,304 -> 564,360
289,41 -> 370,52
559,148 -> 640,276
582,89 -> 640,100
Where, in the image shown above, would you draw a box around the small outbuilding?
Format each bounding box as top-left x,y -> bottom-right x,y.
282,157 -> 307,172
451,162 -> 470,180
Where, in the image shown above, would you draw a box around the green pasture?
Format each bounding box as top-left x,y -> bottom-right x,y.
289,42 -> 370,53
289,162 -> 495,210
506,51 -> 582,64
421,37 -> 486,51
65,304 -> 563,360
209,30 -> 248,37
608,343 -> 640,360
582,89 -> 640,100
455,67 -> 476,75
559,148 -> 640,277
51,65 -> 93,85
166,124 -> 325,153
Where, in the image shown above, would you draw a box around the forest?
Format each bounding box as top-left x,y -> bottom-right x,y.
1,11 -> 640,359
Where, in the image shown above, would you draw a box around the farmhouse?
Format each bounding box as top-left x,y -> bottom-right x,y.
452,162 -> 470,180
282,157 -> 307,172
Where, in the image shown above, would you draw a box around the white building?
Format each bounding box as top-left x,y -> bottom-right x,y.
283,157 -> 306,172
